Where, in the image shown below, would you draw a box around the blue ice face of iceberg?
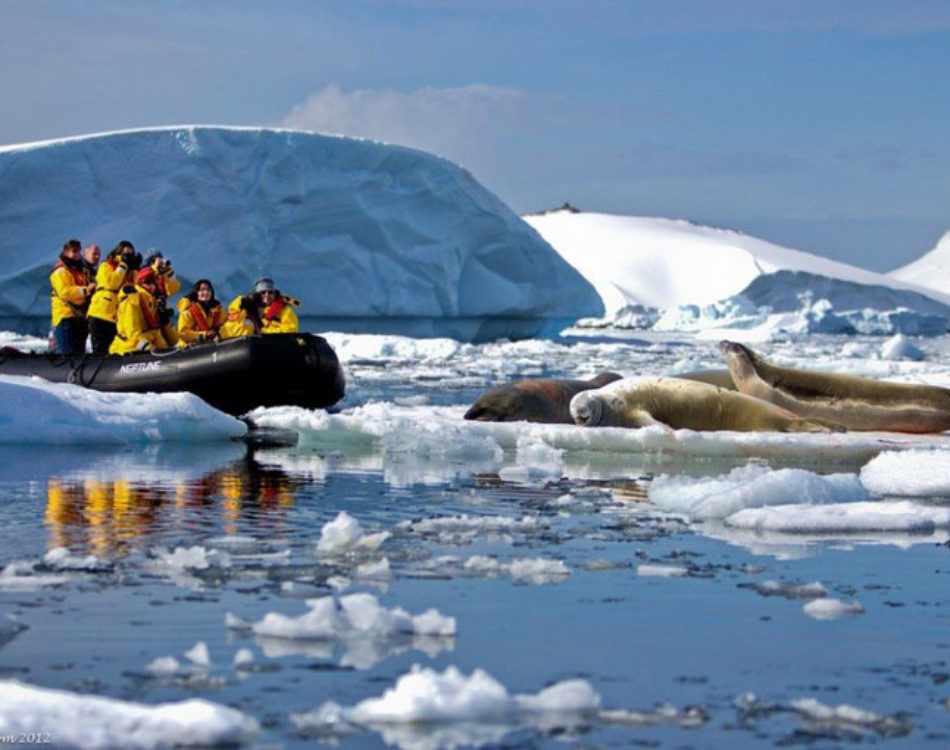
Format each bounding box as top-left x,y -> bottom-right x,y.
0,127 -> 602,342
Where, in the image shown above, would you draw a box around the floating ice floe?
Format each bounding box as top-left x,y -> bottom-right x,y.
735,693 -> 911,738
0,375 -> 245,444
0,679 -> 258,748
860,449 -> 950,497
229,592 -> 456,641
316,511 -> 391,555
791,697 -> 909,736
253,398 -> 947,473
228,593 -> 455,670
397,514 -> 545,546
802,598 -> 865,620
463,555 -> 571,584
292,663 -> 600,745
184,641 -> 212,667
637,563 -> 689,578
742,580 -> 828,600
880,333 -> 926,361
726,500 -> 950,534
648,464 -> 869,522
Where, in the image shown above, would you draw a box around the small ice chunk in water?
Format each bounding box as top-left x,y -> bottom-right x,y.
184,641 -> 211,667
637,564 -> 688,578
803,598 -> 865,620
145,656 -> 181,675
339,664 -> 600,724
233,649 -> 255,668
317,511 -> 390,554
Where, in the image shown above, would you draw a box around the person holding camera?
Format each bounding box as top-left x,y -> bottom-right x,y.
49,238 -> 97,355
143,252 -> 181,346
109,267 -> 175,354
87,241 -> 142,354
221,277 -> 300,339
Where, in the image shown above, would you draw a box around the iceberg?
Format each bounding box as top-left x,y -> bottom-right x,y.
0,127 -> 602,341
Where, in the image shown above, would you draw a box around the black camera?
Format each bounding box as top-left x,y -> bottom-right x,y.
124,250 -> 142,271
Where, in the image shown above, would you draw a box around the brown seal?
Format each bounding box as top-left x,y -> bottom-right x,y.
570,376 -> 842,433
464,372 -> 623,424
720,340 -> 950,433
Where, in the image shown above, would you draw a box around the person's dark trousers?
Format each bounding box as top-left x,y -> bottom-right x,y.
88,317 -> 117,355
52,317 -> 88,356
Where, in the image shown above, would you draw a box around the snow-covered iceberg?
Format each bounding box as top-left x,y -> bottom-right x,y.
526,209 -> 950,336
0,127 -> 602,341
890,229 -> 950,296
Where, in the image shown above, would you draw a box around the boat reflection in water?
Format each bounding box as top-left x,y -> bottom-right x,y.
43,452 -> 311,556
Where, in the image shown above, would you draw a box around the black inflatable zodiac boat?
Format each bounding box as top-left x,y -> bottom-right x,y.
0,333 -> 345,416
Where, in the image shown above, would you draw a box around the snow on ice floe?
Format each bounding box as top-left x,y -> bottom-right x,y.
292,663 -> 600,745
227,592 -> 456,670
316,511 -> 391,555
249,400 -> 948,476
648,464 -> 870,521
396,514 -> 545,546
0,375 -> 245,444
648,462 -> 950,558
463,555 -> 571,584
860,449 -> 950,497
227,592 -> 455,641
0,680 -> 258,749
802,598 -> 865,621
726,501 -> 950,534
0,547 -> 114,591
735,693 -> 911,739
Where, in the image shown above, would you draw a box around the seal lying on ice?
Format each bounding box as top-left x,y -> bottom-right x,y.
464,372 -> 623,424
569,376 -> 842,433
719,340 -> 950,433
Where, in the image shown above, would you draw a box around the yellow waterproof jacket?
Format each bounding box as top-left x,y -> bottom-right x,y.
50,261 -> 93,326
155,269 -> 181,299
220,294 -> 301,337
260,295 -> 300,333
220,296 -> 258,340
88,257 -> 134,323
109,284 -> 171,354
176,297 -> 226,345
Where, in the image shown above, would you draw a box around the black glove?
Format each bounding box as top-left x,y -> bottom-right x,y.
125,251 -> 142,271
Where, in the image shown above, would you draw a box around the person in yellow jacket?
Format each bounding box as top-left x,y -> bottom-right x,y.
177,279 -> 226,346
88,241 -> 142,354
221,277 -> 300,338
109,268 -> 174,354
50,238 -> 97,355
143,252 -> 181,346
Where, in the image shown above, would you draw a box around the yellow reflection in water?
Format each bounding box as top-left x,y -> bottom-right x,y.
43,459 -> 304,556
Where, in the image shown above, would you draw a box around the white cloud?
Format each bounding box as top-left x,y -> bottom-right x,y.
281,83 -> 560,164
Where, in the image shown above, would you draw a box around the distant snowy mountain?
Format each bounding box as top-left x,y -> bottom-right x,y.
0,127 -> 602,341
889,230 -> 950,294
525,209 -> 950,337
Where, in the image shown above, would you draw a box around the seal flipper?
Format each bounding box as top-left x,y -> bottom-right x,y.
782,417 -> 848,434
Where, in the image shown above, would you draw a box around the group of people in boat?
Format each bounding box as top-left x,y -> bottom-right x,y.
49,238 -> 300,356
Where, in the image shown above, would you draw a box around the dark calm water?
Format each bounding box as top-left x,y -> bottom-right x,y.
3,333 -> 950,747
2,434 -> 950,748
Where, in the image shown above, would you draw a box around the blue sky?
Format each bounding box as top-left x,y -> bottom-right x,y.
2,0 -> 948,271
